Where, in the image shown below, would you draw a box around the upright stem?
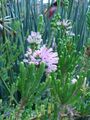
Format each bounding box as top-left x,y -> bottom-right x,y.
15,98 -> 26,119
1,0 -> 6,43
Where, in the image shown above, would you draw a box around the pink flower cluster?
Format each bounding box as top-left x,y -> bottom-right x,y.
23,45 -> 59,74
27,31 -> 42,44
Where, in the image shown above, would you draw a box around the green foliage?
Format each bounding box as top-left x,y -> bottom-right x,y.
37,14 -> 45,33
49,20 -> 90,118
76,80 -> 90,116
18,62 -> 45,103
51,13 -> 61,31
50,36 -> 84,104
0,38 -> 22,104
87,9 -> 90,31
0,0 -> 90,119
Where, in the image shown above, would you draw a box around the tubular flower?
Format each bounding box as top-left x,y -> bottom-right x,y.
27,31 -> 42,44
24,45 -> 59,73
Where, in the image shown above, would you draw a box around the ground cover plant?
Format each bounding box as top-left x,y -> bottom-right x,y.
0,0 -> 90,119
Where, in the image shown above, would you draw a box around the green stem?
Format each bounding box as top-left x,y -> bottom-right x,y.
1,0 -> 6,43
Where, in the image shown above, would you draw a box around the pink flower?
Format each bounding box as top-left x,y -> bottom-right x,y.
71,78 -> 77,84
27,31 -> 42,44
57,19 -> 73,35
23,48 -> 32,63
24,45 -> 59,73
57,19 -> 72,29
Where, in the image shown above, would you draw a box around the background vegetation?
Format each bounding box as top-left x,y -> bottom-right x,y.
0,0 -> 90,119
